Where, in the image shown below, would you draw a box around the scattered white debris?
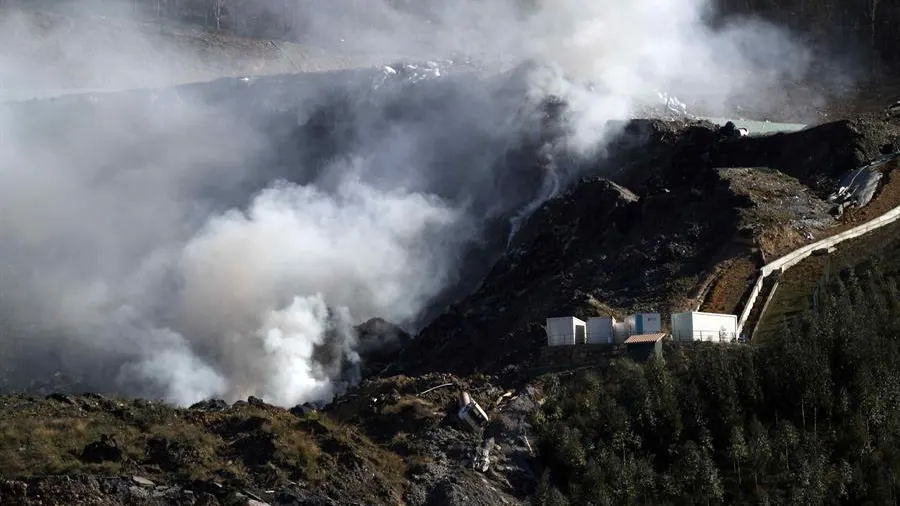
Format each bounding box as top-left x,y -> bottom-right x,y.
473,437 -> 494,472
458,391 -> 489,431
132,476 -> 155,487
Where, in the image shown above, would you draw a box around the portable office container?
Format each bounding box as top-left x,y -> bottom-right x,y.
625,312 -> 661,336
671,311 -> 737,342
545,317 -> 587,346
587,316 -> 615,344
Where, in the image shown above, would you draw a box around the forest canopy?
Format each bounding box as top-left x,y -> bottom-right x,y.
534,256 -> 900,505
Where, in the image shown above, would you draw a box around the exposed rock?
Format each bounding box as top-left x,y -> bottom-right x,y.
145,436 -> 205,472
289,402 -> 317,417
190,399 -> 230,411
80,434 -> 123,463
45,393 -> 76,405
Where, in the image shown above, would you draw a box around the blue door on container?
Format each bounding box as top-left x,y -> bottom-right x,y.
635,316 -> 643,334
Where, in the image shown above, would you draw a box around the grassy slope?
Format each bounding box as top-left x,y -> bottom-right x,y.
0,394 -> 406,503
700,158 -> 900,324
752,160 -> 900,340
754,216 -> 900,342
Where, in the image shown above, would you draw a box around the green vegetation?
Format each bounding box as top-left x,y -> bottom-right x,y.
756,219 -> 900,342
0,396 -> 405,501
535,257 -> 900,505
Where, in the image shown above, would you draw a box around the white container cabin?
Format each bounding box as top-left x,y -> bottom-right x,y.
612,320 -> 630,343
671,311 -> 737,342
587,316 -> 615,344
545,317 -> 587,346
625,312 -> 661,336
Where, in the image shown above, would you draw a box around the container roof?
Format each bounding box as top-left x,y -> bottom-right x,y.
624,333 -> 667,344
546,316 -> 585,323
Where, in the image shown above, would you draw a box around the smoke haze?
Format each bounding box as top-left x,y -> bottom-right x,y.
0,0 -> 845,406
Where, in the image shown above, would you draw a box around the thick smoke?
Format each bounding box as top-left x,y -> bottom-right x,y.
0,0 -> 841,405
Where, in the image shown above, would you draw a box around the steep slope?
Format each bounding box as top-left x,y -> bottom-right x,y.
402,114 -> 900,376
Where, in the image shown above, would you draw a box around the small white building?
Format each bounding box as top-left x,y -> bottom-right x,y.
545,317 -> 587,346
671,311 -> 737,342
587,316 -> 616,344
625,313 -> 662,336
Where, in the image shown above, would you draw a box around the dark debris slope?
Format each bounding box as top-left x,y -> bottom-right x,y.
401,114 -> 900,377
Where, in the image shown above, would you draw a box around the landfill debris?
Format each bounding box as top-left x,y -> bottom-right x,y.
131,476 -> 155,488
473,437 -> 494,472
457,391 -> 489,432
828,154 -> 896,212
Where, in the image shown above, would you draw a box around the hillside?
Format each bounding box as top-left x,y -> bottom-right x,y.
0,5 -> 379,98
400,112 -> 900,376
7,1 -> 900,503
753,211 -> 900,342
534,262 -> 900,504
1,60 -> 900,503
0,373 -> 540,506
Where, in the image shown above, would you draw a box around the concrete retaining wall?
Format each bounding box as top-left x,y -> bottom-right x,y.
738,204 -> 900,335
737,274 -> 766,335
750,277 -> 781,337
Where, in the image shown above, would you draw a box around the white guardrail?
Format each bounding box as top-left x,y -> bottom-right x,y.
737,204 -> 900,335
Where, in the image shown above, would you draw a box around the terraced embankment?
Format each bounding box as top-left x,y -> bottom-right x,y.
739,162 -> 900,338
752,211 -> 900,341
698,114 -> 900,329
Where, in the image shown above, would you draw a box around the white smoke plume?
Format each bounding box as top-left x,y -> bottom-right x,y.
0,0 -> 846,406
